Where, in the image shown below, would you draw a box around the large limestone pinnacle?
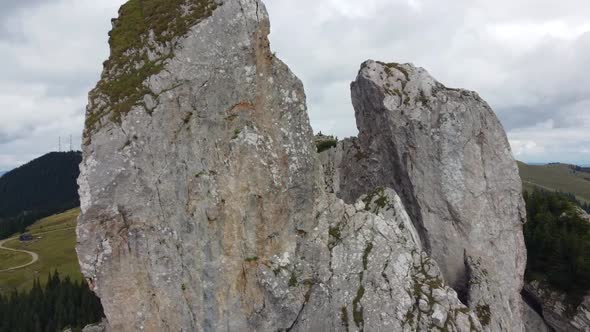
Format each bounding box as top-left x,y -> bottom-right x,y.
78,0 -> 318,330
343,60 -> 527,331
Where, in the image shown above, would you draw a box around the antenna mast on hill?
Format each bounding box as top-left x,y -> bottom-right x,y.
69,135 -> 72,151
58,136 -> 61,152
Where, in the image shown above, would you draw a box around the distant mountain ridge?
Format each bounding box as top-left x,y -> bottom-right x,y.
0,151 -> 81,239
527,162 -> 590,168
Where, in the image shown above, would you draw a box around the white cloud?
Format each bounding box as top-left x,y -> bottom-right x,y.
508,123 -> 590,164
510,140 -> 545,159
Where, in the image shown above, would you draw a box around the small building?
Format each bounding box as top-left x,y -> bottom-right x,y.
19,233 -> 34,242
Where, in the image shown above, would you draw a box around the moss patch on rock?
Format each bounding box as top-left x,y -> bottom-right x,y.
85,0 -> 219,140
475,304 -> 491,326
352,283 -> 365,329
377,61 -> 410,81
316,138 -> 338,153
362,187 -> 390,214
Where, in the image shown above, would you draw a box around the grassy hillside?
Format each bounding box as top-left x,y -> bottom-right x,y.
0,247 -> 30,271
0,208 -> 82,294
518,161 -> 590,203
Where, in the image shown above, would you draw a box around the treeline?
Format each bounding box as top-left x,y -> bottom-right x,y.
571,165 -> 590,174
523,189 -> 590,305
0,271 -> 103,332
0,151 -> 81,239
0,211 -> 59,241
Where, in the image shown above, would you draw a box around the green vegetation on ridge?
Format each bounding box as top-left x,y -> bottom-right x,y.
315,132 -> 338,153
523,189 -> 590,306
86,0 -> 218,137
518,161 -> 590,203
0,151 -> 81,240
0,208 -> 82,293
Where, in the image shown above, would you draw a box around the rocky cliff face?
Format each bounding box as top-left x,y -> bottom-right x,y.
79,0 -> 318,329
525,281 -> 590,332
523,302 -> 551,332
321,60 -> 527,330
78,0 -> 525,331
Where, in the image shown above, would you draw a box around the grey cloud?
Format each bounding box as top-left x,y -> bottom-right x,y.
0,130 -> 29,145
0,0 -> 54,36
1,0 -> 590,169
0,0 -> 50,13
267,0 -> 590,139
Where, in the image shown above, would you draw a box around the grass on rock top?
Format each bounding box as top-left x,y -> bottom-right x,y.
377,61 -> 410,81
86,0 -> 219,138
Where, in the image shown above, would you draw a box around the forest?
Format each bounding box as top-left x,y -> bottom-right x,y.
0,271 -> 103,332
0,152 -> 81,239
523,189 -> 590,305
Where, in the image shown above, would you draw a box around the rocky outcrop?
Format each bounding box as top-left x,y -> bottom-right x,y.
79,0 -> 317,329
321,60 -> 527,330
579,208 -> 590,222
525,281 -> 590,332
64,319 -> 107,332
523,302 -> 551,332
78,0 -> 485,331
262,188 -> 483,332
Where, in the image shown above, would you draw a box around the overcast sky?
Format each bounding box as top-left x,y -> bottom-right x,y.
0,0 -> 589,171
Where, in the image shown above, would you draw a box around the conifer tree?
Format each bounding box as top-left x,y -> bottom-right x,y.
0,271 -> 104,331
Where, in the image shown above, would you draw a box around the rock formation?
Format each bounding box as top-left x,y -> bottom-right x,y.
525,281 -> 590,332
64,320 -> 108,332
321,60 -> 527,330
523,302 -> 551,332
78,0 -> 526,331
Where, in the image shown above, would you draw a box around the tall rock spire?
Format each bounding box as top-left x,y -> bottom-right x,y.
78,0 -> 319,329
323,60 -> 527,330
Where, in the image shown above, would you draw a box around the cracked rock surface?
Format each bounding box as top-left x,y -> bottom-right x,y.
79,0 -> 318,330
321,60 -> 527,331
525,280 -> 590,332
79,1 -> 521,331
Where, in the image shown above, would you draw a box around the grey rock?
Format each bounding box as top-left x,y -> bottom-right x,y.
259,188 -> 482,332
579,208 -> 590,223
63,319 -> 107,332
79,0 -> 317,330
525,281 -> 590,332
319,137 -> 373,200
78,1 -> 507,331
322,60 -> 527,330
523,302 -> 551,332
